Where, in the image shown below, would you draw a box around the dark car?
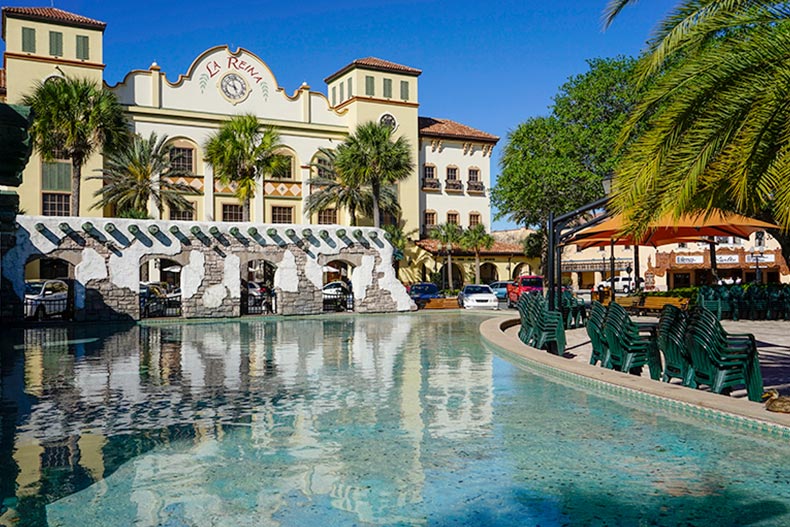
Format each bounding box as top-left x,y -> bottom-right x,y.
409,282 -> 441,308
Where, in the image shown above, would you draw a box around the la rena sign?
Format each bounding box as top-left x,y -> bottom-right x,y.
205,54 -> 266,85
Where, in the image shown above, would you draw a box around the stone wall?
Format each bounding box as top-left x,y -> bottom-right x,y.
1,217 -> 415,321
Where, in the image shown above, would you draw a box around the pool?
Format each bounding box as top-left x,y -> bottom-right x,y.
1,312 -> 789,526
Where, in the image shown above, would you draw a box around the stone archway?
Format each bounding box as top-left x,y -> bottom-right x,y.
23,255 -> 75,320
438,263 -> 464,290
480,262 -> 498,284
512,262 -> 528,280
323,259 -> 355,312
244,258 -> 278,314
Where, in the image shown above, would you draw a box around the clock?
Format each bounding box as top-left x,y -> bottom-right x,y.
380,113 -> 397,129
219,72 -> 249,104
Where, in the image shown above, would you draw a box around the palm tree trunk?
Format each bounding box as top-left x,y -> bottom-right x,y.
243,198 -> 251,223
372,180 -> 381,229
447,251 -> 454,290
475,250 -> 481,284
349,204 -> 357,226
70,159 -> 82,216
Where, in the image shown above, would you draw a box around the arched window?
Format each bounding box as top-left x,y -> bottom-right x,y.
168,138 -> 198,175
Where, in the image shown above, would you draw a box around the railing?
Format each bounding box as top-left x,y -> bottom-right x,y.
445,179 -> 463,191
467,180 -> 485,193
323,291 -> 354,312
140,295 -> 182,318
243,290 -> 278,315
24,296 -> 71,321
422,177 -> 441,190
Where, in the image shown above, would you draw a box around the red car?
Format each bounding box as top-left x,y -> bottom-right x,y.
506,275 -> 544,308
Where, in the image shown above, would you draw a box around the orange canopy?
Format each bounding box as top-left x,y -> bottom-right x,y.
569,210 -> 778,248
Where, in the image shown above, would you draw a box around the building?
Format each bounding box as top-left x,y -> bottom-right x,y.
0,6 -> 529,285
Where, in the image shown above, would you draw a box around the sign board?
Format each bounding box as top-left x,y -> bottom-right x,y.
675,255 -> 704,265
745,254 -> 775,263
716,254 -> 740,265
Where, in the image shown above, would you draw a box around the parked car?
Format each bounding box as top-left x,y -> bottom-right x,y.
595,276 -> 644,293
409,282 -> 442,308
506,275 -> 544,308
323,281 -> 351,311
247,281 -> 268,306
489,281 -> 510,300
25,279 -> 69,320
458,284 -> 499,310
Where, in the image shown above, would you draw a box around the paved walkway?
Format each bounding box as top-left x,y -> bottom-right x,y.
482,315 -> 790,429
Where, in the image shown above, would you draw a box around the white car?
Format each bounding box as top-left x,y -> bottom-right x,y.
457,284 -> 499,310
25,279 -> 69,320
595,276 -> 643,293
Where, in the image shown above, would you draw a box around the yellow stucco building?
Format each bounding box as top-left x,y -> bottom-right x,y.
1,6 -> 529,285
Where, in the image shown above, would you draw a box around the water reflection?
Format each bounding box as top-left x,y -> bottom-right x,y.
0,314 -> 495,526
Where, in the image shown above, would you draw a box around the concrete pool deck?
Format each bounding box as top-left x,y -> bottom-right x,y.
479,315 -> 790,431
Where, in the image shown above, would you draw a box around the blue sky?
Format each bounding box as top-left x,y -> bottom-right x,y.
10,0 -> 675,229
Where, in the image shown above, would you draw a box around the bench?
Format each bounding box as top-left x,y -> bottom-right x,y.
637,296 -> 689,315
611,295 -> 641,313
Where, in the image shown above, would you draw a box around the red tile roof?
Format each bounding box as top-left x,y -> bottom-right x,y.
2,7 -> 106,32
416,238 -> 523,256
325,57 -> 422,83
419,117 -> 499,143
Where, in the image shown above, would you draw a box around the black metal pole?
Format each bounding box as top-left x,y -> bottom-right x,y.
547,212 -> 555,311
634,244 -> 640,291
610,238 -> 616,301
555,233 -> 563,309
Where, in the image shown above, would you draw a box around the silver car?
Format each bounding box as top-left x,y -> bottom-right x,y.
25,279 -> 69,320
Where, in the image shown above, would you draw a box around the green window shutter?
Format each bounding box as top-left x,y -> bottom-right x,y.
331,86 -> 336,106
400,80 -> 409,101
383,78 -> 392,98
347,78 -> 352,98
339,82 -> 344,101
365,76 -> 374,96
49,31 -> 63,56
76,35 -> 89,60
22,27 -> 35,53
42,162 -> 71,191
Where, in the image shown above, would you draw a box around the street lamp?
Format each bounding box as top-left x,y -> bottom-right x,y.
750,246 -> 765,284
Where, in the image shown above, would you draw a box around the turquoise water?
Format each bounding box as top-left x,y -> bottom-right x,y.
1,312 -> 789,526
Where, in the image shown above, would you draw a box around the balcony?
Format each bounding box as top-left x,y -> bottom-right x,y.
467,180 -> 485,193
445,179 -> 464,192
422,177 -> 441,191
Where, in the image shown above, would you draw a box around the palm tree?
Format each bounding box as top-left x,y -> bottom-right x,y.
603,1 -> 790,232
305,148 -> 401,226
89,132 -> 197,217
22,76 -> 128,216
204,114 -> 284,222
460,224 -> 495,284
431,223 -> 463,290
334,121 -> 413,228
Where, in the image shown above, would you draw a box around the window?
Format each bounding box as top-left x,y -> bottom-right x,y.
76,35 -> 89,60
42,161 -> 71,191
273,155 -> 293,179
170,147 -> 194,173
170,202 -> 194,221
383,78 -> 392,98
381,210 -> 397,226
365,75 -> 374,96
316,155 -> 332,179
400,80 -> 409,101
271,206 -> 293,224
222,204 -> 243,222
424,211 -> 436,232
49,31 -> 63,57
332,86 -> 336,106
347,78 -> 352,98
42,193 -> 70,216
678,242 -> 687,248
447,212 -> 459,224
446,167 -> 458,180
468,168 -> 480,182
339,82 -> 344,101
598,246 -> 605,252
22,27 -> 35,53
469,213 -> 480,227
318,208 -> 337,225
424,165 -> 435,179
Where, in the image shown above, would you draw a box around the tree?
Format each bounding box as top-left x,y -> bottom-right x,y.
431,223 -> 463,290
204,114 -> 285,222
603,1 -> 790,233
460,224 -> 495,284
492,56 -> 639,266
333,121 -> 413,228
22,76 -> 128,216
89,132 -> 197,217
305,148 -> 400,226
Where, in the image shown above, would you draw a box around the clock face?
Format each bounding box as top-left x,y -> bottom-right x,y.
380,113 -> 397,129
219,73 -> 249,104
